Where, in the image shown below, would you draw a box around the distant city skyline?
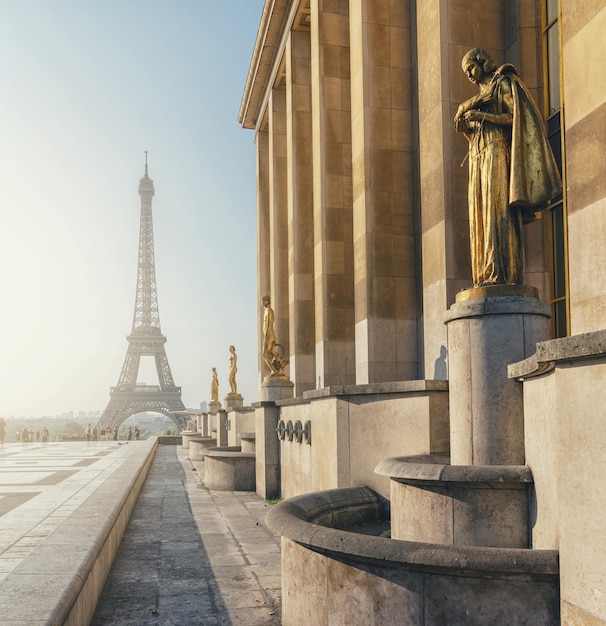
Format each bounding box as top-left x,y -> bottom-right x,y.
0,2 -> 265,417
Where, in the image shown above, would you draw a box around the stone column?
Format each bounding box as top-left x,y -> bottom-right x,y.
269,86 -> 290,369
310,0 -> 355,387
286,27 -> 316,396
254,401 -> 281,500
446,286 -> 550,465
216,409 -> 228,448
200,412 -> 209,437
415,1 -> 507,377
256,130 -> 271,389
349,0 -> 418,384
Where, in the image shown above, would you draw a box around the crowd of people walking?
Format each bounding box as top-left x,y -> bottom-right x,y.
0,419 -> 145,444
87,424 -> 141,441
14,425 -> 50,443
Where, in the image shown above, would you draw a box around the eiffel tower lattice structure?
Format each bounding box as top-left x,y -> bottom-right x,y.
99,156 -> 187,430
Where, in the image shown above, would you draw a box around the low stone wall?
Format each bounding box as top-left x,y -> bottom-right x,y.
267,487 -> 559,625
275,381 -> 449,499
510,328 -> 606,622
157,435 -> 182,445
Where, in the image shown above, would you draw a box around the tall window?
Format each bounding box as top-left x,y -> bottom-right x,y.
543,0 -> 568,337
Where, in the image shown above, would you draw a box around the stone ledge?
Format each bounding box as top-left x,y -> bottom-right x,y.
276,380 -> 449,407
509,328 -> 606,379
375,455 -> 533,485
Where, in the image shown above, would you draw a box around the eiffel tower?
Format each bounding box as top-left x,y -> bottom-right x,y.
99,155 -> 187,430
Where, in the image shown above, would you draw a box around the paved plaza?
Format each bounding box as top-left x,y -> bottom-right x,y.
0,440 -> 282,625
0,440 -> 141,584
92,445 -> 282,625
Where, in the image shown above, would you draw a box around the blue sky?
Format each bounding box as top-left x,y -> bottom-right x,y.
0,1 -> 265,416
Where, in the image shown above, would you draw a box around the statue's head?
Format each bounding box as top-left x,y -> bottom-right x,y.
462,47 -> 496,83
262,295 -> 271,306
229,345 -> 235,352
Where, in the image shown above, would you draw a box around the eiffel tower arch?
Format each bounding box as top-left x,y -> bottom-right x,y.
99,155 -> 187,430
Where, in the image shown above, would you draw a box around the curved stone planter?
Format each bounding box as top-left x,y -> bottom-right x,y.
375,455 -> 533,548
204,446 -> 256,491
188,437 -> 217,461
267,487 -> 559,625
180,431 -> 200,449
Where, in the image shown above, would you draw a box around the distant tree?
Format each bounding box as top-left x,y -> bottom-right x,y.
60,421 -> 86,440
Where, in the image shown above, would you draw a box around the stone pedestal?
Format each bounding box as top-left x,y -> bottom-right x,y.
216,409 -> 228,447
254,402 -> 281,500
205,447 -> 256,491
188,437 -> 217,461
445,285 -> 550,466
198,412 -> 209,437
260,378 -> 294,402
208,400 -> 222,415
223,393 -> 244,410
181,431 -> 200,449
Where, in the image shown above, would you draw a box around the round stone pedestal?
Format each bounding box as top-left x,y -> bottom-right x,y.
260,379 -> 294,402
181,431 -> 200,449
188,437 -> 217,461
445,285 -> 550,465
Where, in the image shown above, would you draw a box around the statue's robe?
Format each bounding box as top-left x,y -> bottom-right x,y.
468,64 -> 561,286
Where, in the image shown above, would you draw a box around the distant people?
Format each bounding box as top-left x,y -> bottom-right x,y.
21,426 -> 29,443
134,426 -> 140,440
127,427 -> 133,441
113,426 -> 118,441
41,426 -> 49,443
92,426 -> 98,441
0,417 -> 5,445
16,429 -> 20,442
35,429 -> 40,442
86,423 -> 92,441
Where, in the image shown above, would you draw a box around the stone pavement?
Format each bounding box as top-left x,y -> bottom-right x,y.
91,444 -> 282,626
0,438 -> 156,625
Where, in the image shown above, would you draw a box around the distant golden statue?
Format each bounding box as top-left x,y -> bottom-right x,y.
454,48 -> 561,287
210,367 -> 219,402
228,345 -> 238,395
261,295 -> 287,380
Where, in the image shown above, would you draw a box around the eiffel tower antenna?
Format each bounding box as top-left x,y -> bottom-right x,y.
99,154 -> 187,429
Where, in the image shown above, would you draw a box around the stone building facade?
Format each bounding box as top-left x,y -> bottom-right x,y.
239,1 -> 606,624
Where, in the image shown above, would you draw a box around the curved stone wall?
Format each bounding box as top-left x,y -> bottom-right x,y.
267,487 -> 559,625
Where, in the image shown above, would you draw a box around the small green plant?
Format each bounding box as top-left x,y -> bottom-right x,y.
266,496 -> 283,505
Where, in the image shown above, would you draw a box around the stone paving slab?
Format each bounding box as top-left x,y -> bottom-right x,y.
0,439 -> 157,625
92,445 -> 282,625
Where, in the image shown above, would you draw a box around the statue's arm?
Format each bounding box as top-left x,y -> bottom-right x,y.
463,79 -> 514,127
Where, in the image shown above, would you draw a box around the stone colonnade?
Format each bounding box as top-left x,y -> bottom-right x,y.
241,0 -> 547,394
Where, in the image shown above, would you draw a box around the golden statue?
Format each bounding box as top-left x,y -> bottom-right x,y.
454,48 -> 561,287
228,345 -> 238,395
262,295 -> 288,380
210,367 -> 219,402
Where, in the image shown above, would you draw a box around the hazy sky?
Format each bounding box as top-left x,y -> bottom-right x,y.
0,1 -> 265,417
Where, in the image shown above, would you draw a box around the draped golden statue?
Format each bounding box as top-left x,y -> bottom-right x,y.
210,367 -> 219,402
454,48 -> 561,287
